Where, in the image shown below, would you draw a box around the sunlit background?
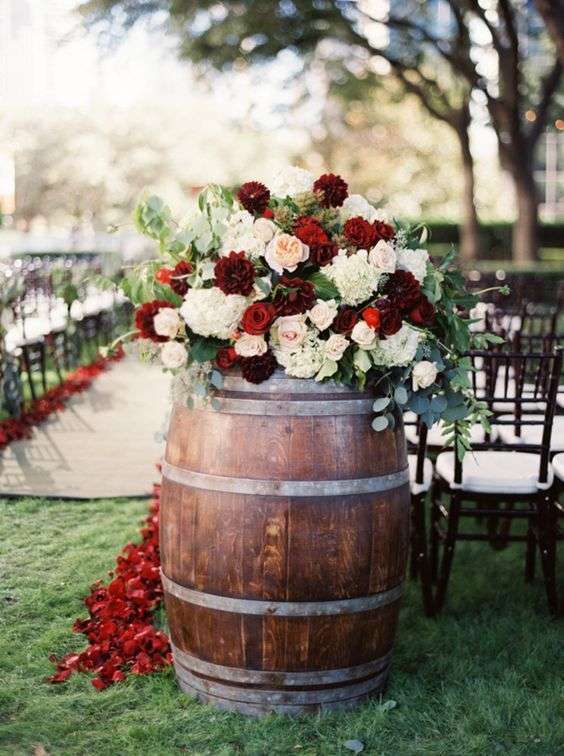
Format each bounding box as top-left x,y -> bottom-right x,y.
0,0 -> 562,265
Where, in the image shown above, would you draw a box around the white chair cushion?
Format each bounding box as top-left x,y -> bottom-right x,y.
557,393 -> 564,410
435,451 -> 553,494
553,453 -> 564,483
408,455 -> 434,495
495,415 -> 564,452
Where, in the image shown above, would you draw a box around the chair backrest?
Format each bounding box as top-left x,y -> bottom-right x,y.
455,347 -> 562,486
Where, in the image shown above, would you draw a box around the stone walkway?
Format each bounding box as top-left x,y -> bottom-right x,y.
0,358 -> 171,499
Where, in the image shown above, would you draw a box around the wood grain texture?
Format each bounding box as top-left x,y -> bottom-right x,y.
161,373 -> 410,715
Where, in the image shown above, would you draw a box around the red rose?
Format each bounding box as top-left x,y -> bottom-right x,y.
384,270 -> 421,311
263,208 -> 275,219
313,173 -> 349,208
170,261 -> 193,296
237,181 -> 270,215
309,241 -> 338,266
273,276 -> 316,316
155,267 -> 172,285
343,217 -> 377,249
293,216 -> 329,247
216,346 -> 238,370
332,307 -> 359,334
373,220 -> 395,241
134,301 -> 173,342
241,302 -> 276,334
240,350 -> 278,384
214,251 -> 256,296
409,296 -> 435,326
362,306 -> 381,330
374,298 -> 402,336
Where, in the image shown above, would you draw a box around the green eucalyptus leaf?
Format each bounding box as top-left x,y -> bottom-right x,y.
372,415 -> 389,432
373,397 -> 391,413
394,386 -> 408,405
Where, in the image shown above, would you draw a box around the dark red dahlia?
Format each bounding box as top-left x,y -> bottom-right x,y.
343,217 -> 378,249
273,276 -> 316,316
409,296 -> 435,326
373,220 -> 396,242
313,173 -> 348,208
309,241 -> 338,266
332,306 -> 359,334
293,215 -> 329,247
216,346 -> 238,370
374,298 -> 402,336
240,350 -> 278,384
134,300 -> 173,343
214,251 -> 256,296
169,260 -> 193,296
237,181 -> 270,215
384,270 -> 422,311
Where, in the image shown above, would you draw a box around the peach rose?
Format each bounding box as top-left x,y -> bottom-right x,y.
265,233 -> 309,274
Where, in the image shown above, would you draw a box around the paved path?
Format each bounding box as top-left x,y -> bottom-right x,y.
0,358 -> 171,499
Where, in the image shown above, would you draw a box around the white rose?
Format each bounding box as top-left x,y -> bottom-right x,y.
274,315 -> 308,351
235,334 -> 268,358
253,217 -> 276,243
308,299 -> 337,331
340,194 -> 378,223
351,320 -> 378,350
153,308 -> 181,339
265,233 -> 309,274
270,166 -> 314,197
369,240 -> 397,273
160,340 -> 188,369
324,333 -> 349,361
412,360 -> 438,390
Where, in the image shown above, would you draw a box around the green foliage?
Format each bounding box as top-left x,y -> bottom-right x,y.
189,336 -> 223,363
306,271 -> 339,300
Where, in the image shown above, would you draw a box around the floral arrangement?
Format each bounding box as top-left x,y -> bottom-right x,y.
110,166 -> 501,455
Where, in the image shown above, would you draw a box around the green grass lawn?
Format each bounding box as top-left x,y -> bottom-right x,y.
1,495 -> 562,756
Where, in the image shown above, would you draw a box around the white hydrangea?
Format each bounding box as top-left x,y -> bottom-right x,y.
180,287 -> 246,339
340,194 -> 389,224
371,324 -> 421,368
397,248 -> 429,284
220,210 -> 265,260
270,166 -> 314,197
274,332 -> 323,378
325,249 -> 381,306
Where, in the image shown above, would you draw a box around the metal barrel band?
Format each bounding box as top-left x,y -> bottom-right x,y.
161,571 -> 403,616
171,642 -> 393,686
161,460 -> 410,497
174,663 -> 388,706
211,396 -> 375,416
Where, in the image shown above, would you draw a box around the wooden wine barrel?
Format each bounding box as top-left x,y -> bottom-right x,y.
160,369 -> 410,715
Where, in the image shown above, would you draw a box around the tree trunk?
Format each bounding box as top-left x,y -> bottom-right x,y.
455,126 -> 481,263
512,170 -> 539,266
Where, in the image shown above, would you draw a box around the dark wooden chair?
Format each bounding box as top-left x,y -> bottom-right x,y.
430,347 -> 562,615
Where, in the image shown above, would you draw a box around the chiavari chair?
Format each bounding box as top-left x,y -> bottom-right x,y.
430,347 -> 562,615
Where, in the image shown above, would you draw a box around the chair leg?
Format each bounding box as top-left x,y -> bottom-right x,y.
434,491 -> 461,613
525,519 -> 536,582
536,493 -> 558,615
430,490 -> 441,583
411,492 -> 436,617
409,502 -> 419,581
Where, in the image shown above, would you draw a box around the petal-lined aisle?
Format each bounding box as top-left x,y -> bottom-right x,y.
0,357 -> 170,499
